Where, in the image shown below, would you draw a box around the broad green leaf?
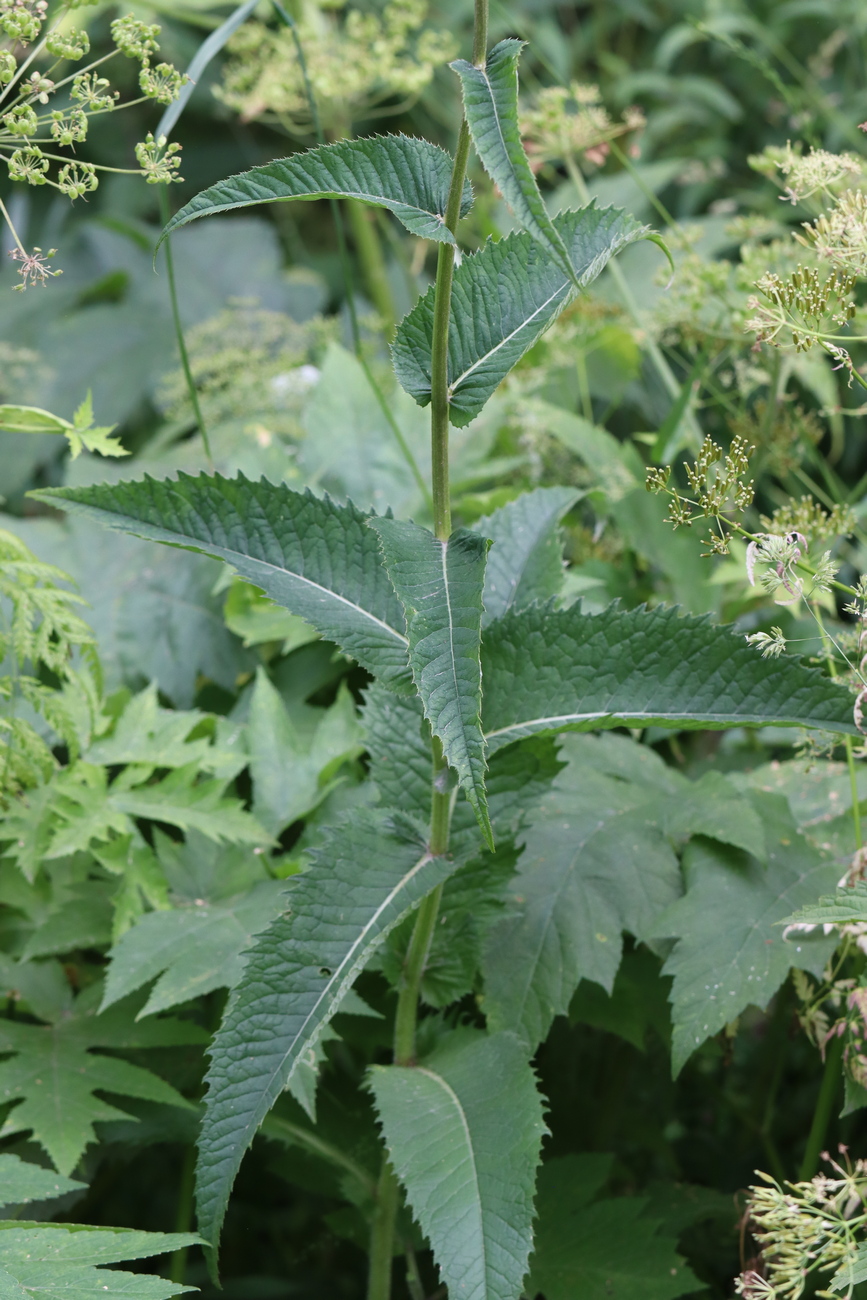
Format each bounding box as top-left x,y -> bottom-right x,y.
655,792 -> 839,1074
0,986 -> 206,1174
247,670 -> 362,836
84,683 -> 220,772
0,406 -> 72,435
0,1156 -> 85,1211
482,734 -> 684,1048
0,1223 -> 200,1299
480,603 -> 859,752
452,40 -> 575,282
475,487 -> 581,625
160,136 -> 473,245
101,881 -> 288,1018
196,810 -> 460,1259
368,1029 -> 547,1300
0,402 -> 125,460
392,204 -> 649,427
32,475 -> 411,691
528,1155 -> 700,1300
370,520 -> 491,847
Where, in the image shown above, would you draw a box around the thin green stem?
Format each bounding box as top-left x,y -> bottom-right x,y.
346,195 -> 397,337
798,1031 -> 844,1180
367,1161 -> 400,1300
168,1145 -> 196,1285
157,185 -> 213,468
261,1115 -> 377,1196
0,193 -> 25,254
812,602 -> 863,851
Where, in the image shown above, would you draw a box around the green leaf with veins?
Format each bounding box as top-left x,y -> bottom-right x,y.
247,669 -> 363,836
369,520 -> 491,847
783,880 -> 867,929
196,809 -> 462,1262
0,1156 -> 86,1212
480,604 -> 859,752
160,135 -> 473,245
32,476 -> 411,692
392,204 -> 649,427
528,1155 -> 700,1300
0,985 -> 206,1175
452,40 -> 576,283
0,1223 -> 201,1299
85,682 -> 223,772
654,792 -> 839,1074
369,1028 -> 547,1300
475,487 -> 581,625
482,734 -> 685,1049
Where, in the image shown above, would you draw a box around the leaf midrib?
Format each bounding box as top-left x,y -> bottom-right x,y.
448,273 -> 569,398
415,1065 -> 486,1284
483,704 -> 847,744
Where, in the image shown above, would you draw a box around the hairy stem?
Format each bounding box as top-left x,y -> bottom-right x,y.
366,7 -> 486,1288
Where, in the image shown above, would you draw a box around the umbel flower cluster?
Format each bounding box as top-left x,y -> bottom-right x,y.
0,5 -> 187,289
216,0 -> 455,135
520,82 -> 645,170
737,1151 -> 867,1299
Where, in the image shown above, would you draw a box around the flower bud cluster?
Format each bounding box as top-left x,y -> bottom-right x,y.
520,82 -> 645,169
646,434 -> 755,553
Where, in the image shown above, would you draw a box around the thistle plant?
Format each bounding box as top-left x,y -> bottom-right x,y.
0,5 -> 186,289
31,7 -> 864,1299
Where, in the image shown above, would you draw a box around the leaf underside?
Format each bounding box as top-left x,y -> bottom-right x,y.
32,475 -> 412,691
196,810 -> 462,1264
452,39 -> 575,282
370,519 -> 491,846
369,1029 -> 546,1300
160,135 -> 474,245
480,603 -> 858,751
392,204 -> 649,426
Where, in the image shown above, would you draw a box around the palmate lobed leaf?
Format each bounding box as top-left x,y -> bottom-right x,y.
480,603 -> 859,751
369,520 -> 492,847
0,1156 -> 85,1212
392,204 -> 651,427
160,135 -> 473,246
32,475 -> 412,692
452,39 -> 576,284
368,1029 -> 547,1300
196,809 -> 463,1265
655,793 -> 839,1074
0,1223 -> 201,1300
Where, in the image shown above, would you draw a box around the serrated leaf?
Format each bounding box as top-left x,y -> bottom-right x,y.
831,1243 -> 867,1291
528,1156 -> 700,1300
783,881 -> 867,928
654,792 -> 839,1074
84,683 -> 215,771
392,204 -> 649,427
482,734 -> 684,1049
247,670 -> 362,836
480,604 -> 858,752
0,989 -> 206,1175
196,809 -> 461,1261
101,880 -> 288,1018
368,1029 -> 547,1300
0,1156 -> 85,1211
160,135 -> 473,245
370,520 -> 491,847
32,475 -> 411,691
475,487 -> 580,625
0,1223 -> 200,1299
452,40 -> 576,282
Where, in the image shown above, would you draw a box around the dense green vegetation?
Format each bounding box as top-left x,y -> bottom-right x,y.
5,2 -> 867,1298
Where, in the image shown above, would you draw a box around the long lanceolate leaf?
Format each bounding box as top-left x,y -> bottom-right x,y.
452,40 -> 576,284
480,604 -> 859,752
370,520 -> 492,847
369,1030 -> 547,1300
392,204 -> 649,427
33,476 -> 412,691
476,486 -> 581,625
159,136 -> 474,245
196,811 -> 460,1262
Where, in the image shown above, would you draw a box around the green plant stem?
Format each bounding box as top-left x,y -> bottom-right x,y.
811,602 -> 863,850
157,185 -> 213,469
563,154 -> 701,452
799,1031 -> 844,1180
367,1159 -> 401,1300
168,1145 -> 196,1285
346,196 -> 397,338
